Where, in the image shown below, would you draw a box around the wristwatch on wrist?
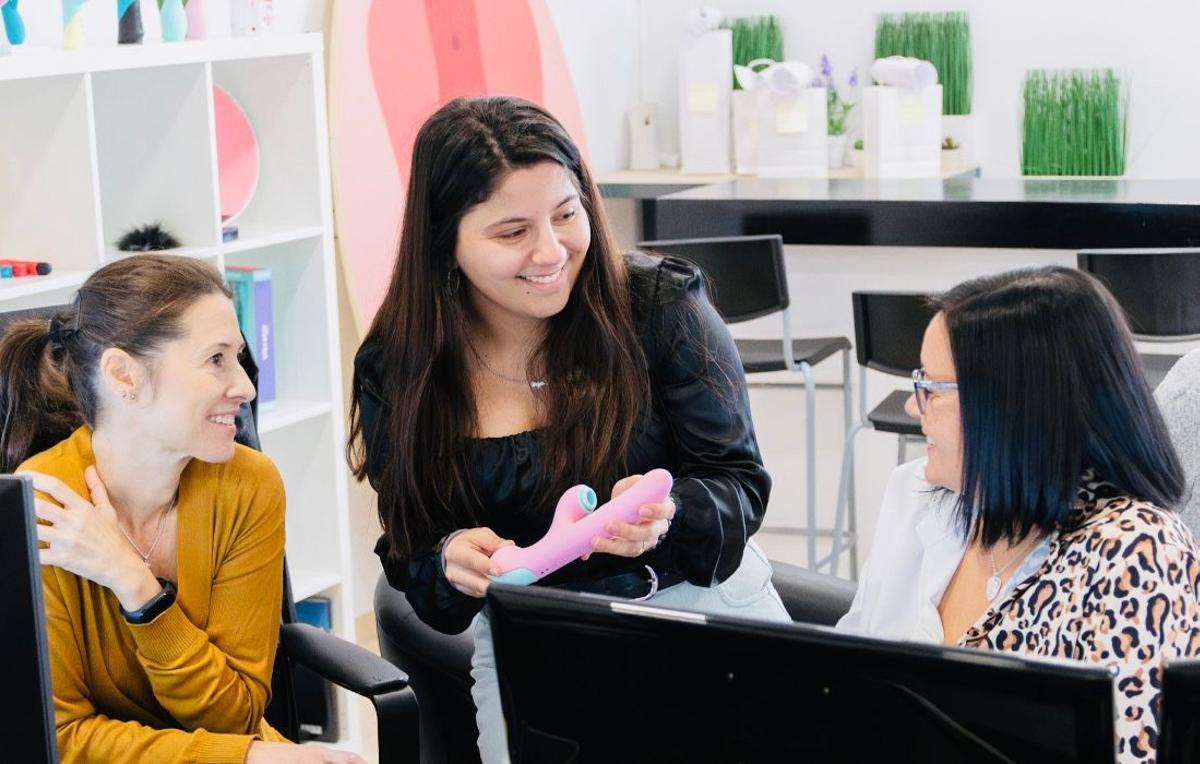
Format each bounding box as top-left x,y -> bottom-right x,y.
120,578 -> 177,624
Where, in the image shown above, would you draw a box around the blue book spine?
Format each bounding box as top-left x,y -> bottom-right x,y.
225,266 -> 276,406
295,597 -> 333,631
252,271 -> 275,404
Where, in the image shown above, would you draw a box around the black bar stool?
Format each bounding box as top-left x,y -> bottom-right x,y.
1078,248 -> 1200,388
830,291 -> 937,576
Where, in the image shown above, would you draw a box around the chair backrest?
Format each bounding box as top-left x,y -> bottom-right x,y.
851,291 -> 937,377
1078,248 -> 1200,340
637,235 -> 789,323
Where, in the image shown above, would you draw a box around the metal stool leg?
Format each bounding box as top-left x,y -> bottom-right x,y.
841,349 -> 859,581
827,419 -> 864,577
801,361 -> 817,570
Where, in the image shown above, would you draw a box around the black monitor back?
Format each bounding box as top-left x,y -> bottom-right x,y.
1160,657 -> 1200,762
488,585 -> 1115,764
0,475 -> 58,763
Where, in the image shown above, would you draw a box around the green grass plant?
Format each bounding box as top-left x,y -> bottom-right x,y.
1021,68 -> 1127,176
725,16 -> 783,90
875,11 -> 972,114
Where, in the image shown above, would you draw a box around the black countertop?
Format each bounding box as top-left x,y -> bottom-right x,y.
622,177 -> 1200,249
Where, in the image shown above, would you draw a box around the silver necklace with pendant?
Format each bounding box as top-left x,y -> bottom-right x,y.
117,492 -> 178,566
465,336 -> 546,390
985,540 -> 1035,603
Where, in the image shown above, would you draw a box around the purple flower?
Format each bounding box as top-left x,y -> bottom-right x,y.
848,67 -> 859,88
820,53 -> 832,78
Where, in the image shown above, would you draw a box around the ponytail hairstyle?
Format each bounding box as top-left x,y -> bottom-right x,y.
0,254 -> 232,472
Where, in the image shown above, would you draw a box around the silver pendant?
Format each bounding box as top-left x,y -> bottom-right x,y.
529,380 -> 546,390
985,575 -> 1002,602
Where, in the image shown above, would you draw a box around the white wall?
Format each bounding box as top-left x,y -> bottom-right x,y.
551,0 -> 1200,178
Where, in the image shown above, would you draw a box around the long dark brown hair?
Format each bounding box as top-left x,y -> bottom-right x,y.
348,96 -> 647,559
0,254 -> 231,472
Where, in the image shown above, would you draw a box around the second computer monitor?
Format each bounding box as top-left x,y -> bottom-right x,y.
488,585 -> 1116,763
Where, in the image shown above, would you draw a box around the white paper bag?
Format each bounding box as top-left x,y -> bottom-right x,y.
863,85 -> 942,178
755,87 -> 829,178
678,28 -> 731,175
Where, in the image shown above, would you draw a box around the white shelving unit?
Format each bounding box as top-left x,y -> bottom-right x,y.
0,34 -> 361,752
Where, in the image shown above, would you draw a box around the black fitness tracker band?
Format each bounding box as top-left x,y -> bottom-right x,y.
120,578 -> 177,624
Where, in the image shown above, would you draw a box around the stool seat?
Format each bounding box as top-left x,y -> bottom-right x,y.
736,337 -> 852,374
866,389 -> 923,436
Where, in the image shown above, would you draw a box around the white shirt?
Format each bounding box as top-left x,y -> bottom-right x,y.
837,458 -> 1050,644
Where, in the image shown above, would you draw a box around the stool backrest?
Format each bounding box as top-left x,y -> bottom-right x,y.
638,235 -> 788,323
851,291 -> 936,377
1077,248 -> 1200,340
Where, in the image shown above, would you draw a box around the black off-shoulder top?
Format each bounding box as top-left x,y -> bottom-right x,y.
355,252 -> 772,634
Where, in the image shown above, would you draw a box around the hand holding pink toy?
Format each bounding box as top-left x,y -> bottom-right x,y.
444,527 -> 514,597
490,469 -> 675,585
584,472 -> 676,560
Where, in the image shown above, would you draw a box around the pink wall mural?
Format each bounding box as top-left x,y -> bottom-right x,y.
330,0 -> 587,332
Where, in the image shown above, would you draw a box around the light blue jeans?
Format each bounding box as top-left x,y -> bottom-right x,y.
469,539 -> 790,764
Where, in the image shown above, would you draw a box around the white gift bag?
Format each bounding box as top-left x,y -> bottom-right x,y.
863,84 -> 942,178
731,58 -> 774,176
678,28 -> 732,175
755,86 -> 829,178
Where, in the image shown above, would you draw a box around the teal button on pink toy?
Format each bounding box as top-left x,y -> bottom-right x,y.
489,469 -> 674,585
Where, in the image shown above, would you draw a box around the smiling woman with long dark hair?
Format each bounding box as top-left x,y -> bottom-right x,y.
348,95 -> 789,762
840,265 -> 1199,763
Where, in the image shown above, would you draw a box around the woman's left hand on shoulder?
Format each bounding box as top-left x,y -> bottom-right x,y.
21,467 -> 162,610
583,474 -> 676,560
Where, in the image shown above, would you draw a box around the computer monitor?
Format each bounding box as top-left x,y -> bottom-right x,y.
0,475 -> 59,763
487,584 -> 1116,763
1160,657 -> 1200,762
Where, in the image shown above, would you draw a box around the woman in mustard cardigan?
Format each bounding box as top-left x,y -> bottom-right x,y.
0,255 -> 360,764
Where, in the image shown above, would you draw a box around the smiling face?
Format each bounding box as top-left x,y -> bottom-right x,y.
129,293 -> 256,463
905,312 -> 963,491
453,161 -> 591,333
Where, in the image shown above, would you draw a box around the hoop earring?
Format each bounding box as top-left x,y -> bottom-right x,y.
446,268 -> 461,295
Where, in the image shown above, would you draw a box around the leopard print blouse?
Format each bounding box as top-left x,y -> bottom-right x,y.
961,478 -> 1200,762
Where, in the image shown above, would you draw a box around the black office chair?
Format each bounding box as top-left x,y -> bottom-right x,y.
0,304 -> 419,762
637,235 -> 855,576
1077,249 -> 1200,389
372,562 -> 856,763
828,292 -> 937,576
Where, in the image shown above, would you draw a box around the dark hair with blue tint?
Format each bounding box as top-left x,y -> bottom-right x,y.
931,265 -> 1183,547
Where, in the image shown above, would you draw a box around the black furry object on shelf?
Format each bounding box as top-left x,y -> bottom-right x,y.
116,223 -> 181,251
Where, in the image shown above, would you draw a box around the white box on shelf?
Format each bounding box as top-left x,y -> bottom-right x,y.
864,85 -> 942,178
678,28 -> 731,175
754,87 -> 829,179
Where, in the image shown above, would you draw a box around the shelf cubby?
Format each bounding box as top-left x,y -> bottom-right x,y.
0,73 -> 102,270
91,63 -> 220,251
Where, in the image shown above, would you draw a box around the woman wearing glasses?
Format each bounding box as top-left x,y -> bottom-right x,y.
839,266 -> 1200,762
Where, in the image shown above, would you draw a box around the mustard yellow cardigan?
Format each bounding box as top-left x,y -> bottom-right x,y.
22,427 -> 289,763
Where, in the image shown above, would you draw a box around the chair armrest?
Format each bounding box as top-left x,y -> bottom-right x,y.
279,622 -> 410,697
770,560 -> 858,626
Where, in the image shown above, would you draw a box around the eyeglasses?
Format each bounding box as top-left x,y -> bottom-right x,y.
911,368 -> 959,415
